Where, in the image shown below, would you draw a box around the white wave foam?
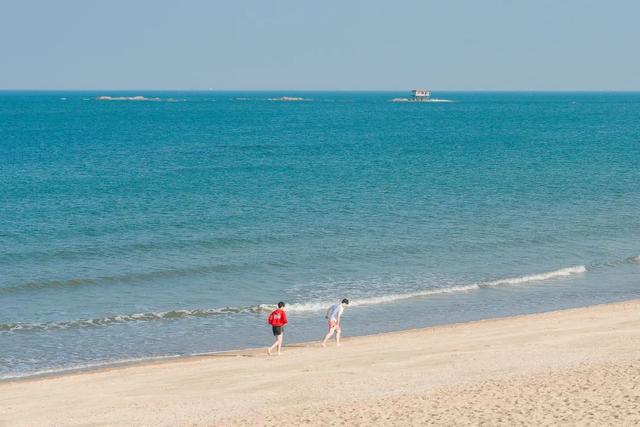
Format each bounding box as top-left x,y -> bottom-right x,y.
350,284 -> 480,307
96,96 -> 161,101
0,265 -> 588,333
268,97 -> 310,102
0,305 -> 269,332
627,255 -> 640,264
286,266 -> 586,312
286,285 -> 479,312
481,265 -> 586,288
426,98 -> 454,103
390,98 -> 454,103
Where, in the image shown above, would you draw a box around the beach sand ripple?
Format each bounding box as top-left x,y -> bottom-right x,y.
239,361 -> 640,426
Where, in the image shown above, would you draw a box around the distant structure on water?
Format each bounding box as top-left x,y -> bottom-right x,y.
411,89 -> 431,101
390,89 -> 451,103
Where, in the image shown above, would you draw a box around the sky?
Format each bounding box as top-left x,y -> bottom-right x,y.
0,0 -> 638,90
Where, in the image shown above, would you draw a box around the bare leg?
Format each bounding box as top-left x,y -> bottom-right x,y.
336,329 -> 341,346
321,327 -> 336,347
268,334 -> 281,355
276,334 -> 283,355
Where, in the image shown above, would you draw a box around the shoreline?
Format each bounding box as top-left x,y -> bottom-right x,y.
2,298 -> 640,425
2,297 -> 638,384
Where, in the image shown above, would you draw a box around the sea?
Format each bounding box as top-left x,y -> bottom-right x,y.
1,91 -> 639,380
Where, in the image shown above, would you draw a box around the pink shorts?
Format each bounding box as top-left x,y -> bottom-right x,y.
328,320 -> 341,332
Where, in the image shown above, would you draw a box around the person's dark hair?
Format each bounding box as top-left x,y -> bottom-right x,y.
278,301 -> 285,308
341,298 -> 349,305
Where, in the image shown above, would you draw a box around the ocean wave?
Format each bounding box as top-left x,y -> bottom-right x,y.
390,98 -> 454,103
0,305 -> 272,333
0,233 -> 286,265
481,265 -> 587,287
0,263 -> 248,294
96,96 -> 161,101
627,255 -> 640,264
268,97 -> 310,102
286,265 -> 586,312
285,284 -> 481,313
1,265 -> 587,333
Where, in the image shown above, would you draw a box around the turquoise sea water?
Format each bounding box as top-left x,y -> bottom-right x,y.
1,91 -> 639,379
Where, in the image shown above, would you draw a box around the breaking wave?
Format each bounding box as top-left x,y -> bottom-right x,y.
1,265 -> 587,333
0,305 -> 274,333
286,265 -> 586,312
482,265 -> 586,286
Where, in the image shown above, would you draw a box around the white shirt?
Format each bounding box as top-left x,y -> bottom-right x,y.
326,304 -> 344,322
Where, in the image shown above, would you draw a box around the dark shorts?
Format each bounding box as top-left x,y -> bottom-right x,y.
272,326 -> 283,336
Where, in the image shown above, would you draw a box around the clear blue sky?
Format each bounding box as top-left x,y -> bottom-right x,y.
1,0 -> 638,90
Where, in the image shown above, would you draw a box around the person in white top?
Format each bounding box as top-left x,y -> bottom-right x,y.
321,299 -> 349,347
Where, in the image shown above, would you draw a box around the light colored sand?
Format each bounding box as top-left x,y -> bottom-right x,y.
2,300 -> 640,426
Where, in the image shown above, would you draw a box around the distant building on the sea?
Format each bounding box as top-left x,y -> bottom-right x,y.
411,89 -> 431,101
390,88 -> 447,103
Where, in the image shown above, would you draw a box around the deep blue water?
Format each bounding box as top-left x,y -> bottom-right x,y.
1,91 -> 639,379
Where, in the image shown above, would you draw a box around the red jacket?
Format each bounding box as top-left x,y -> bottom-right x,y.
268,309 -> 288,327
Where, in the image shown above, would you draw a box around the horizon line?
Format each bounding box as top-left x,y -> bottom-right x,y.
1,89 -> 639,93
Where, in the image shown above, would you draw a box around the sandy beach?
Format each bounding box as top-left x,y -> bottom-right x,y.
2,300 -> 640,426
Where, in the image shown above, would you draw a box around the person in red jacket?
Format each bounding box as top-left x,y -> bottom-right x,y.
267,301 -> 288,355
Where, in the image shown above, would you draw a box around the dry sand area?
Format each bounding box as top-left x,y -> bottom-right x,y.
2,300 -> 640,426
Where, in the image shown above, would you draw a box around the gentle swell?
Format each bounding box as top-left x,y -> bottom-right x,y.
0,263 -> 247,295
1,265 -> 587,333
